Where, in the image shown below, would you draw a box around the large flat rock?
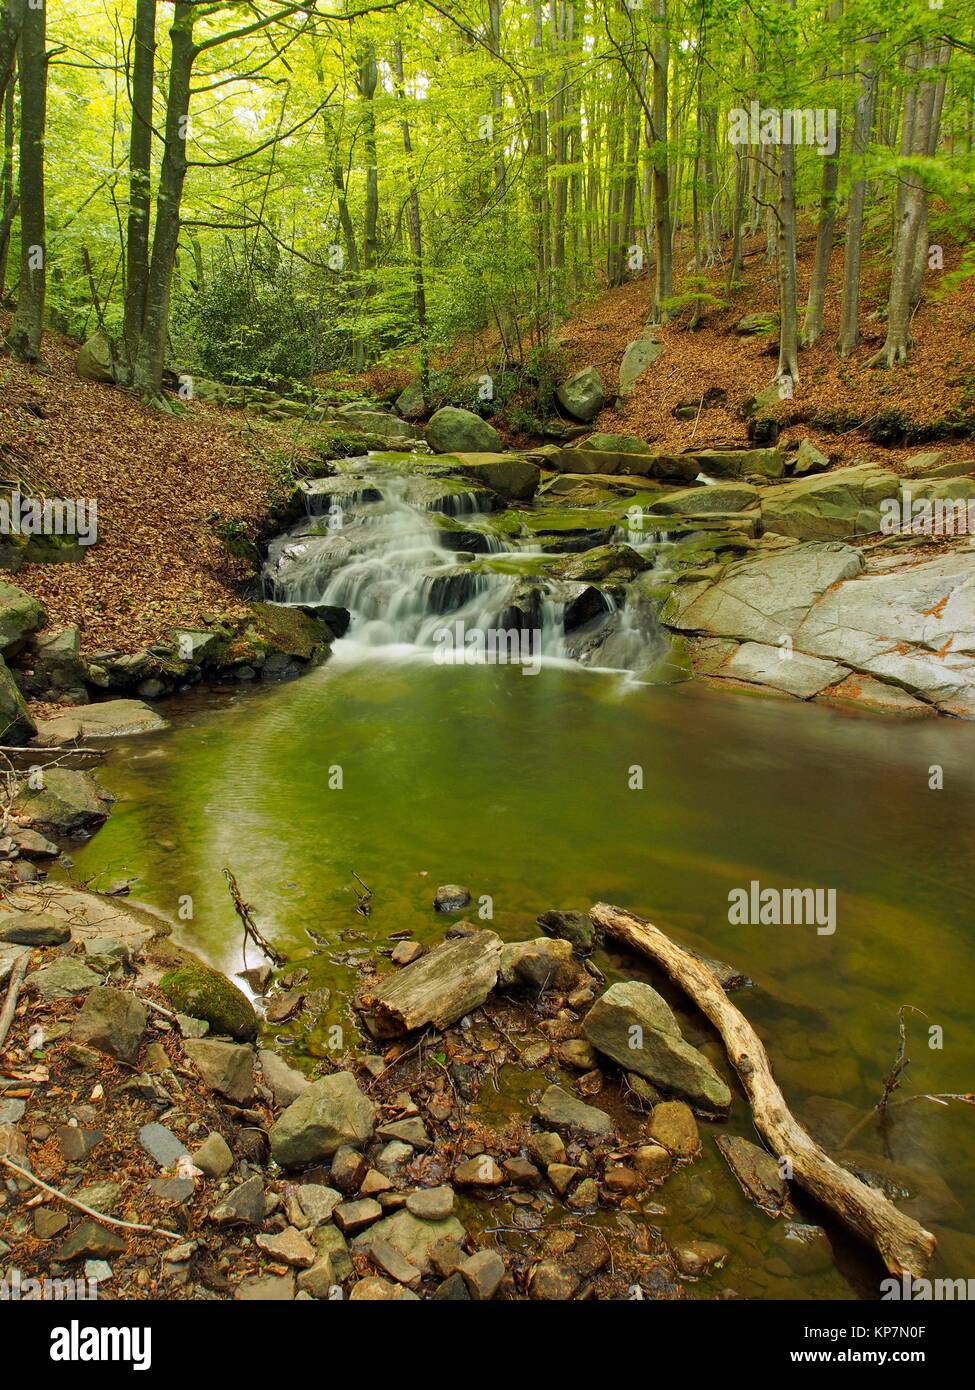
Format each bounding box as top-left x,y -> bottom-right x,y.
713,641 -> 847,699
34,699 -> 168,745
761,464 -> 900,540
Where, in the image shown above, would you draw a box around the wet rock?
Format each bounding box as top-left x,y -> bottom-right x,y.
536,909 -> 596,955
632,1144 -> 673,1182
534,1085 -> 613,1140
258,1049 -> 309,1108
391,940 -> 423,966
159,964 -> 258,1041
530,1261 -> 581,1300
647,1100 -> 700,1157
503,1157 -> 541,1186
238,962 -> 272,993
448,453 -> 540,501
0,913 -> 70,946
12,829 -> 59,859
547,1164 -> 580,1196
625,1074 -> 661,1110
499,937 -> 583,992
377,1117 -> 431,1150
461,1249 -> 505,1300
256,1227 -> 316,1268
376,1140 -> 413,1177
715,1134 -> 792,1214
603,1165 -> 644,1196
30,958 -> 100,999
434,883 -> 471,912
454,1155 -> 504,1187
406,1186 -> 455,1221
429,1237 -> 467,1279
265,989 -> 305,1023
558,1039 -> 598,1070
334,1199 -> 383,1235
211,1175 -> 265,1226
357,930 -> 502,1039
192,1131 -> 234,1179
352,1209 -> 466,1275
521,1040 -> 552,1066
182,1038 -> 254,1103
583,980 -> 731,1113
567,1177 -> 599,1210
675,1240 -> 728,1277
528,1131 -> 567,1167
762,463 -> 899,541
331,1144 -> 369,1193
311,1224 -> 352,1280
773,1222 -> 833,1275
11,768 -> 115,836
70,986 -> 147,1063
57,1222 -> 127,1261
269,1072 -> 376,1168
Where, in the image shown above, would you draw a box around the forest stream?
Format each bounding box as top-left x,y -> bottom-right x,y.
61,455 -> 975,1300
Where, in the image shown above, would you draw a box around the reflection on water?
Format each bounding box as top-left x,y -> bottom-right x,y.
69,648 -> 975,1299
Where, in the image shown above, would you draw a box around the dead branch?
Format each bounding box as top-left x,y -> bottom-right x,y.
0,1155 -> 182,1240
223,867 -> 285,968
590,902 -> 936,1278
0,949 -> 29,1052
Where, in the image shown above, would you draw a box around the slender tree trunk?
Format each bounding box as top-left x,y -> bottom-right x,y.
871,41 -> 945,367
836,33 -> 879,356
650,0 -> 672,321
0,0 -> 25,99
133,1 -> 195,398
121,0 -> 156,382
777,138 -> 799,388
5,0 -> 45,364
0,61 -> 15,294
393,41 -> 428,393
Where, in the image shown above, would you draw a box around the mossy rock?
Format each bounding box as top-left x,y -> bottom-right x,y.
159,964 -> 258,1041
249,603 -> 331,662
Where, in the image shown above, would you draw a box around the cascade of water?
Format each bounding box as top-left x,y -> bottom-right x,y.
262,455 -> 665,673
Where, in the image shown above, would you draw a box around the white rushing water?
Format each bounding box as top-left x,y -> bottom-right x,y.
262,455 -> 667,675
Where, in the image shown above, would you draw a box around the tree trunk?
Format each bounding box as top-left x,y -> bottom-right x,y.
5,0 -> 45,364
650,0 -> 672,321
777,140 -> 799,388
393,41 -> 428,392
836,33 -> 879,356
121,0 -> 156,382
0,63 -> 15,294
0,0 -> 25,99
591,904 -> 937,1279
132,1 -> 195,398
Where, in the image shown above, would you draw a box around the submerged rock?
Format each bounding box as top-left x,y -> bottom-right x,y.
715,1134 -> 792,1215
533,1085 -> 614,1140
583,980 -> 731,1112
647,1100 -> 700,1157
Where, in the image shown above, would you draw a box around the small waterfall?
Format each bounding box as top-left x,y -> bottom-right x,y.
262,454 -> 664,674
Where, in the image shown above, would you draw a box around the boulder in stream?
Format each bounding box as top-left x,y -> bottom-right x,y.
583,980 -> 732,1113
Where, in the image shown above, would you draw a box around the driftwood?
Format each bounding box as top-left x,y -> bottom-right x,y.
0,949 -> 29,1052
590,902 -> 936,1277
357,930 -> 502,1039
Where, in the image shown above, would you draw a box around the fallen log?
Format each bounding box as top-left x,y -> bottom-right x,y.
590,902 -> 936,1277
356,930 -> 502,1039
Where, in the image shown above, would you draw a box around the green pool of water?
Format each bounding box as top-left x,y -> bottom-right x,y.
68,647 -> 975,1299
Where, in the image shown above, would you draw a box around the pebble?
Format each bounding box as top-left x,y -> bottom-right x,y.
453,1155 -> 504,1187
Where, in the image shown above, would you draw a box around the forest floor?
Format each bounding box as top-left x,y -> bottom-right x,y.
1,221 -> 973,654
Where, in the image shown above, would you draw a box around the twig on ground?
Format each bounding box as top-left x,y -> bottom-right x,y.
0,949 -> 29,1052
0,1155 -> 183,1240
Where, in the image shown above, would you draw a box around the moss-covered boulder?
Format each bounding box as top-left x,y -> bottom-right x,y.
159,963 -> 258,1041
249,603 -> 332,662
426,407 -> 502,455
0,580 -> 45,655
0,655 -> 36,743
555,544 -> 649,585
